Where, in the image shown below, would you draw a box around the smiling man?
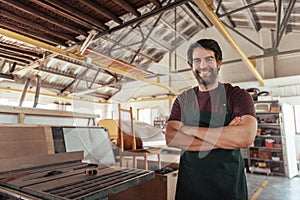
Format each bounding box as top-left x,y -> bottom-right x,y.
166,39 -> 257,200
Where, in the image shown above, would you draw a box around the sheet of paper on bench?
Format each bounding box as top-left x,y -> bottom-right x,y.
63,127 -> 115,165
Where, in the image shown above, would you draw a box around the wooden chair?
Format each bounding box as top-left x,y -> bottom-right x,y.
98,119 -> 118,145
98,119 -> 120,164
118,104 -> 162,170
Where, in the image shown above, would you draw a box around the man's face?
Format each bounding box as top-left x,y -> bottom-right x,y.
191,47 -> 221,87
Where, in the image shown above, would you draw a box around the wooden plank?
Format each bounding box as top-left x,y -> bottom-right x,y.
0,151 -> 83,173
0,126 -> 54,159
0,124 -> 40,127
44,126 -> 55,154
0,127 -> 49,159
0,105 -> 100,119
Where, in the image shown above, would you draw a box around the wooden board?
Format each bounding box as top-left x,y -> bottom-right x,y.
0,105 -> 100,119
0,126 -> 54,159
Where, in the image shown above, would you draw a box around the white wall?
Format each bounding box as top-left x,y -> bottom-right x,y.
296,136 -> 300,162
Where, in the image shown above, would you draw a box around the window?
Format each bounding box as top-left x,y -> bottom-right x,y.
137,108 -> 152,125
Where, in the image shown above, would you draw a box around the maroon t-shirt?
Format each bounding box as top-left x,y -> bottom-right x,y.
168,83 -> 256,122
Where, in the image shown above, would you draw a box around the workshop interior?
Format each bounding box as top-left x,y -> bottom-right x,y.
0,0 -> 300,199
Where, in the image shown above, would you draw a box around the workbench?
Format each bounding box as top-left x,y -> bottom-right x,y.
0,152 -> 155,200
0,125 -> 155,199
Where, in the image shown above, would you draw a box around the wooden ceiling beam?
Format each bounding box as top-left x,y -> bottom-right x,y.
0,53 -> 31,65
0,52 -> 32,63
80,1 -> 123,24
111,0 -> 141,17
1,10 -> 75,43
0,43 -> 43,59
42,0 -> 109,30
1,21 -> 66,47
0,73 -> 14,80
0,52 -> 34,65
2,0 -> 86,36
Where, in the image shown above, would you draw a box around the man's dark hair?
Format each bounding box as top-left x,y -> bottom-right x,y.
187,39 -> 223,67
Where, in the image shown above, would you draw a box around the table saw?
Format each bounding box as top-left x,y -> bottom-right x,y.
0,151 -> 154,200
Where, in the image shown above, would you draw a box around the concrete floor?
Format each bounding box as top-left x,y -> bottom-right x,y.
247,173 -> 300,200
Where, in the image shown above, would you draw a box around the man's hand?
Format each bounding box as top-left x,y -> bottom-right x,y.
165,120 -> 211,151
228,116 -> 241,126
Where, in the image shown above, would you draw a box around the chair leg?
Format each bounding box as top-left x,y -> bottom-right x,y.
157,153 -> 161,170
120,155 -> 123,168
133,156 -> 137,168
144,155 -> 148,170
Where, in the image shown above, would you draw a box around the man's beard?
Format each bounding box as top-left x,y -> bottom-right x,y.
193,67 -> 219,87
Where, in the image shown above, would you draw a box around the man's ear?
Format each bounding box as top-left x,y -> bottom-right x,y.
217,60 -> 222,70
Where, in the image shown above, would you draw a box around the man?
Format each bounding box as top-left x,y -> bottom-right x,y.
166,39 -> 257,200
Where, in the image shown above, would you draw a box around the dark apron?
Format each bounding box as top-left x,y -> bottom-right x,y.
175,85 -> 247,200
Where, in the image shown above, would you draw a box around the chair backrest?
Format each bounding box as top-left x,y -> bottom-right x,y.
98,119 -> 118,142
118,104 -> 136,151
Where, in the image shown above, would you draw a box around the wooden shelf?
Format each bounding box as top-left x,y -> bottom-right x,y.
0,105 -> 99,124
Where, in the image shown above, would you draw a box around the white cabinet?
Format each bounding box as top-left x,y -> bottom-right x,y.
281,103 -> 298,178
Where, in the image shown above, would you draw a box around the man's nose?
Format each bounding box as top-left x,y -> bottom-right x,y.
195,62 -> 208,71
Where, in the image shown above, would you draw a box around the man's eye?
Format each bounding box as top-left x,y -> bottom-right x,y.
206,57 -> 213,62
193,59 -> 201,64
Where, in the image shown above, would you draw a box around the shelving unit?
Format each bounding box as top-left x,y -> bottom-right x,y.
250,104 -> 284,176
247,100 -> 298,177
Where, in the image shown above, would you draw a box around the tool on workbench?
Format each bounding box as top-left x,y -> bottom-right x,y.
85,169 -> 97,175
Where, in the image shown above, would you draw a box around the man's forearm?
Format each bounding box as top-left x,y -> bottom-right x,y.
166,121 -> 218,151
166,132 -> 217,151
180,115 -> 257,149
